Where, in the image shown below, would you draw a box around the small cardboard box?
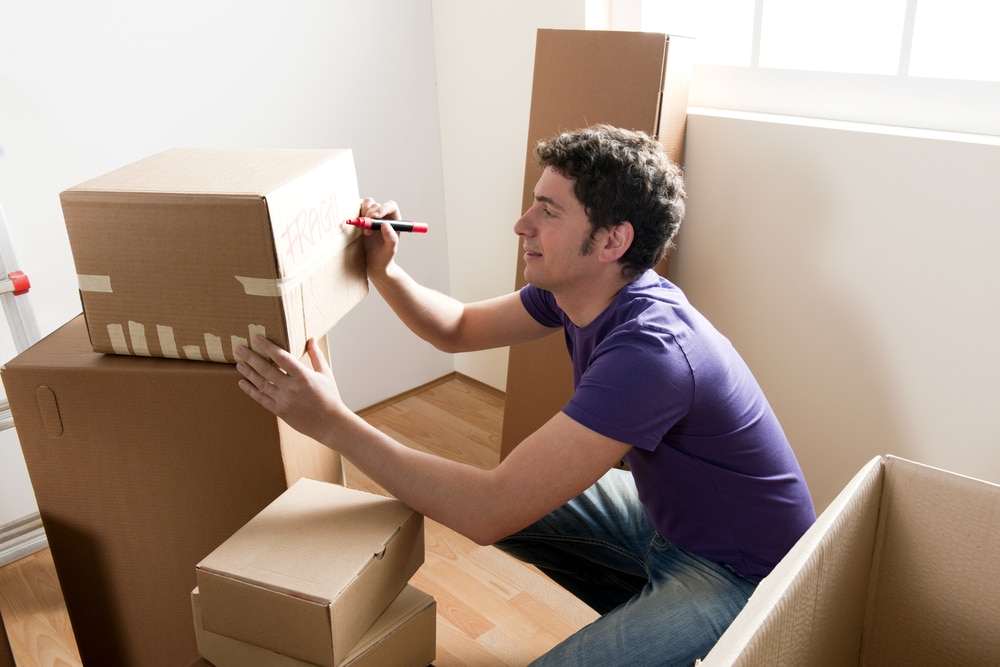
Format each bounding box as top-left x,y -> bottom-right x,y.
699,455 -> 1000,666
0,315 -> 342,667
192,584 -> 436,667
196,478 -> 424,667
60,148 -> 368,363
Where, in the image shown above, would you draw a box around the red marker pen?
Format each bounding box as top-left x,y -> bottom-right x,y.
347,217 -> 429,233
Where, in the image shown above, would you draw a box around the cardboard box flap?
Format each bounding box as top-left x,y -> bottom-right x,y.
699,456 -> 884,666
862,456 -> 1000,664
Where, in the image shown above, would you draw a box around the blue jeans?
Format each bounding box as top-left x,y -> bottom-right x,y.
494,468 -> 756,667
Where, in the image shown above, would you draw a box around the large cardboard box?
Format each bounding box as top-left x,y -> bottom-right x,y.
0,612 -> 14,667
191,584 -> 436,667
60,148 -> 368,363
0,316 -> 342,667
699,456 -> 1000,666
501,29 -> 693,458
195,478 -> 424,667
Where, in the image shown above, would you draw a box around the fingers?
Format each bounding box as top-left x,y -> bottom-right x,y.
234,336 -> 302,400
359,198 -> 401,221
305,338 -> 332,376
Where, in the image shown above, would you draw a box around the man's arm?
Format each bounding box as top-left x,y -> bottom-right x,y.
236,337 -> 631,545
358,198 -> 551,352
371,264 -> 551,353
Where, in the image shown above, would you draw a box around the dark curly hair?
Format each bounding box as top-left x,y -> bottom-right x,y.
535,124 -> 686,280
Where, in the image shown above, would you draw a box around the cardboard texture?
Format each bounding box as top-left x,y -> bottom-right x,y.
60,148 -> 368,363
699,456 -> 1000,666
501,29 -> 693,458
0,613 -> 14,667
196,479 -> 424,667
191,585 -> 436,667
0,316 -> 342,667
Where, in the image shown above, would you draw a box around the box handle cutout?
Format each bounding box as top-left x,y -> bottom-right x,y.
35,386 -> 63,437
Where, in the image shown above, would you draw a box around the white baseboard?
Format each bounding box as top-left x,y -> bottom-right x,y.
0,513 -> 47,567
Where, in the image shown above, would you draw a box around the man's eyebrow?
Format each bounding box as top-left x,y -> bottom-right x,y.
534,194 -> 564,211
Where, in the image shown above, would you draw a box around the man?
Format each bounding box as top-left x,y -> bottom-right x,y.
236,124 -> 815,666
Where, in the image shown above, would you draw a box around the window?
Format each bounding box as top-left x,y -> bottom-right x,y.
637,0 -> 1000,137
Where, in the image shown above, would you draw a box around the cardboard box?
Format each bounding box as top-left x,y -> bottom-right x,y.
196,478 -> 424,667
0,316 -> 343,667
501,29 -> 693,458
191,584 -> 436,667
0,611 -> 14,667
60,148 -> 368,363
699,456 -> 1000,666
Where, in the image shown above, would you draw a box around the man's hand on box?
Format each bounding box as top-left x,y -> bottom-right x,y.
235,337 -> 346,445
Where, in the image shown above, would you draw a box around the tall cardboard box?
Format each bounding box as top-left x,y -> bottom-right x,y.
0,316 -> 342,667
501,30 -> 693,458
191,584 -> 436,667
0,612 -> 14,667
60,148 -> 368,363
699,456 -> 1000,666
195,479 -> 425,667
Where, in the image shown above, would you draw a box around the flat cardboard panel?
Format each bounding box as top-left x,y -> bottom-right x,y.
862,458 -> 1000,664
0,316 -> 342,667
191,585 -> 436,667
61,148 -> 368,363
501,30 -> 693,458
196,479 -> 424,667
700,456 -> 1000,666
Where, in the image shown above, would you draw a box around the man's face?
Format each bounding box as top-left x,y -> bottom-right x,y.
514,167 -> 598,293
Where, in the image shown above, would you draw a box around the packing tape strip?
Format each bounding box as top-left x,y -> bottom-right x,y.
78,274 -> 113,293
104,322 -> 268,361
235,229 -> 359,297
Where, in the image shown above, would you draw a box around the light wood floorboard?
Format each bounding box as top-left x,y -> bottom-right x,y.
0,375 -> 597,666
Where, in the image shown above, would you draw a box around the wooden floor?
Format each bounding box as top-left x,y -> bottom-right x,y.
0,374 -> 597,666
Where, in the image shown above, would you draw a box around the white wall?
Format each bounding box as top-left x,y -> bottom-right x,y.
674,110 -> 1000,510
0,0 -> 452,524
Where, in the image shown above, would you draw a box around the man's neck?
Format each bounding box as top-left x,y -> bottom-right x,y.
554,275 -> 633,328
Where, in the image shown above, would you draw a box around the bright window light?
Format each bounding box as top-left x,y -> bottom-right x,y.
910,0 -> 1000,82
641,0 -> 755,66
758,0 -> 908,74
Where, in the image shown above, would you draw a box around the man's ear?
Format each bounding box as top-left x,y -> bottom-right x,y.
599,222 -> 634,263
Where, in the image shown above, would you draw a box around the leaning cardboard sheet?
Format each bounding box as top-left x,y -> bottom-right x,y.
194,478 -> 433,667
698,455 -> 1000,666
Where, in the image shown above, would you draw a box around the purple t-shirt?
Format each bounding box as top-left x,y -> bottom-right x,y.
520,270 -> 815,582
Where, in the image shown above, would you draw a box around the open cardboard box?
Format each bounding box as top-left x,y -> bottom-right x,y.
192,584 -> 435,667
195,478 -> 424,667
699,455 -> 1000,666
60,147 -> 368,363
1,315 -> 343,666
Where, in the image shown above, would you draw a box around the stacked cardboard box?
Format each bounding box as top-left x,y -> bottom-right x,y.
0,611 -> 14,667
1,149 -> 375,666
699,456 -> 1000,666
192,478 -> 435,667
60,148 -> 368,363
